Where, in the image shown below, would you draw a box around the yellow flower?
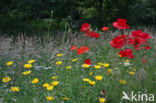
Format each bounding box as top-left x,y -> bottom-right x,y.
95,75 -> 103,81
24,64 -> 32,69
99,98 -> 106,103
89,72 -> 93,76
10,86 -> 20,92
43,83 -> 50,88
46,85 -> 54,91
2,76 -> 11,83
94,65 -> 101,69
97,62 -> 103,66
124,60 -> 130,63
52,76 -> 58,79
88,80 -> 96,86
82,64 -> 90,68
57,53 -> 63,57
6,61 -> 13,66
46,96 -> 54,101
62,97 -> 70,101
72,58 -> 78,62
56,61 -> 62,65
103,63 -> 110,68
119,79 -> 126,85
32,78 -> 39,84
51,81 -> 59,86
107,69 -> 112,74
132,68 -> 136,71
118,54 -> 122,57
82,78 -> 90,82
28,59 -> 35,64
66,66 -> 71,69
129,71 -> 135,75
22,70 -> 31,75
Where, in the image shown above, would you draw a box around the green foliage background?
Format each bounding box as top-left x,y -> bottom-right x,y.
0,0 -> 156,34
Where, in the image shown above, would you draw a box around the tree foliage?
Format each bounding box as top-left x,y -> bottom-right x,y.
0,0 -> 155,34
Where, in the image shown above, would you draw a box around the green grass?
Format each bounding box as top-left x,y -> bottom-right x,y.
0,29 -> 156,103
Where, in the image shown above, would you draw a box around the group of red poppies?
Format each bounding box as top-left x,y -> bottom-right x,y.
128,30 -> 151,50
70,18 -> 151,60
81,23 -> 100,38
110,18 -> 151,59
70,46 -> 90,55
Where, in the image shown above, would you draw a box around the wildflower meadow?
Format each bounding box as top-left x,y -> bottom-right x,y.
0,18 -> 156,103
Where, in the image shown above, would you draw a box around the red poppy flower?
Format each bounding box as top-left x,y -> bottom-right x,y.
85,59 -> 92,65
127,38 -> 133,44
110,34 -> 127,49
81,23 -> 90,32
113,18 -> 130,29
130,30 -> 142,38
70,45 -> 77,51
94,33 -> 100,38
140,32 -> 151,40
118,48 -> 134,59
77,46 -> 90,55
90,31 -> 100,38
90,31 -> 95,38
142,58 -> 146,63
84,29 -> 91,36
102,27 -> 109,31
129,30 -> 151,50
81,23 -> 100,38
130,38 -> 142,50
130,30 -> 151,40
144,45 -> 150,50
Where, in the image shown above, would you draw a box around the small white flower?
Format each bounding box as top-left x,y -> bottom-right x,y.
124,62 -> 131,66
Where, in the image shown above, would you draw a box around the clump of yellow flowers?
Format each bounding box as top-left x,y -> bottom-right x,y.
24,64 -> 32,69
46,96 -> 54,101
72,58 -> 78,62
99,98 -> 106,103
42,83 -> 50,88
97,63 -> 110,68
129,71 -> 135,75
82,64 -> 90,68
51,81 -> 59,86
107,69 -> 112,74
6,61 -> 13,66
66,66 -> 71,69
119,79 -> 126,85
57,53 -> 63,57
10,86 -> 20,92
52,76 -> 58,79
62,97 -> 70,101
2,76 -> 11,83
88,80 -> 96,86
28,59 -> 35,64
82,78 -> 90,82
95,75 -> 103,81
82,78 -> 96,85
32,78 -> 39,84
89,72 -> 93,76
56,61 -> 62,65
46,85 -> 54,91
103,63 -> 110,68
42,83 -> 54,91
22,70 -> 31,75
94,65 -> 101,69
